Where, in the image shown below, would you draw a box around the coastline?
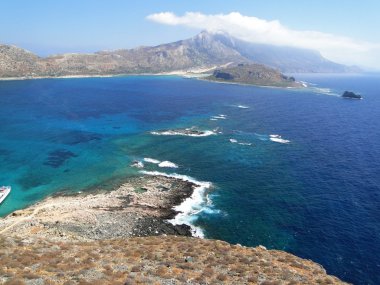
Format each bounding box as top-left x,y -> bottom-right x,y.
0,72 -> 306,91
0,174 -> 200,241
0,69 -> 211,82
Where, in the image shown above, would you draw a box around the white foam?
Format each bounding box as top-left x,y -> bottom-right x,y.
311,87 -> 340,97
238,142 -> 252,146
229,138 -> 238,143
140,170 -> 213,238
211,115 -> 226,120
158,161 -> 179,168
143,157 -> 161,164
131,161 -> 144,168
210,118 -> 218,121
270,134 -> 290,144
150,128 -> 216,137
233,104 -> 249,109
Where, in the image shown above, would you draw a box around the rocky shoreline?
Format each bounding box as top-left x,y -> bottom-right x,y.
0,175 -> 198,241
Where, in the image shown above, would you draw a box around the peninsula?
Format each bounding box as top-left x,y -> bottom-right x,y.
205,63 -> 302,87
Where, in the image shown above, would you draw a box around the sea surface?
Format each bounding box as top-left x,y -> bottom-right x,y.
0,74 -> 379,284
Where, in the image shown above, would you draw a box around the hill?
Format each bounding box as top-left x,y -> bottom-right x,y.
206,63 -> 302,87
0,235 -> 348,284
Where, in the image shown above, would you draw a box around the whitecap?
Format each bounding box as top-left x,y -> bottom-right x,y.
158,161 -> 179,168
150,128 -> 216,137
254,133 -> 269,141
232,104 -> 249,109
310,87 -> 340,97
143,157 -> 160,164
211,116 -> 227,120
229,138 -> 238,143
131,161 -> 144,168
238,142 -> 252,146
270,134 -> 291,144
140,170 -> 213,238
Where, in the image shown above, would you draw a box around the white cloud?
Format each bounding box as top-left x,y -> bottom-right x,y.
147,12 -> 380,69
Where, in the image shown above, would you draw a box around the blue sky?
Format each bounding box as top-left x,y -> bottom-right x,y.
0,0 -> 379,67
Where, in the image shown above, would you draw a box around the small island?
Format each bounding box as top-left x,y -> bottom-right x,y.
342,91 -> 362,99
205,63 -> 303,88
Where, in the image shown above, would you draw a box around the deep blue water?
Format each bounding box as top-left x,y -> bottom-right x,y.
0,74 -> 379,284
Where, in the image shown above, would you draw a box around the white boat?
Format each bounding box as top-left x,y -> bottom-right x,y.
0,186 -> 11,204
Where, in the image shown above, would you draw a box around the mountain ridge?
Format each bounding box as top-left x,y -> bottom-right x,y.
0,31 -> 359,79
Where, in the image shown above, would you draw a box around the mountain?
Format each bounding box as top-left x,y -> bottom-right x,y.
0,31 -> 358,78
210,31 -> 360,73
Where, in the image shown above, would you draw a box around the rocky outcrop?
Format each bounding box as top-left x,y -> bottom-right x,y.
207,63 -> 302,87
342,91 -> 362,99
0,175 -> 195,241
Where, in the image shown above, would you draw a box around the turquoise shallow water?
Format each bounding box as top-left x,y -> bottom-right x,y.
0,74 -> 379,284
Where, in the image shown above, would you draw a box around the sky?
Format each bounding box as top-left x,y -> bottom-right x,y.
0,0 -> 379,69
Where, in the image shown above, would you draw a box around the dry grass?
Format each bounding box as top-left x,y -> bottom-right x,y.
0,235 -> 348,284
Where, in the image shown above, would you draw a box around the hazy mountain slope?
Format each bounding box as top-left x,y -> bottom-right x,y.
211,32 -> 359,73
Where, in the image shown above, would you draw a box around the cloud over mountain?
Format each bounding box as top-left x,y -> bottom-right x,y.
147,12 -> 380,69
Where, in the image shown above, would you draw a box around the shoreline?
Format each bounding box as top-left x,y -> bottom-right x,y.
0,72 -> 307,91
0,70 -> 211,82
0,174 -> 201,241
198,76 -> 306,90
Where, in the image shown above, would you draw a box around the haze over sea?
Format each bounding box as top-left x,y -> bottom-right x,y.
0,74 -> 379,284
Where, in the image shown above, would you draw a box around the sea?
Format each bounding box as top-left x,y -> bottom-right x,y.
0,73 -> 379,284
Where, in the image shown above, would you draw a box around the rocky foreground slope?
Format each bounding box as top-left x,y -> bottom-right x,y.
0,235 -> 348,285
0,175 -> 349,284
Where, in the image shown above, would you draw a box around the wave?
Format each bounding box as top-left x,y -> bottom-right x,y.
232,104 -> 249,109
310,87 -> 340,97
143,157 -> 160,164
158,161 -> 178,168
140,170 -> 213,238
270,134 -> 290,144
230,138 -> 252,146
238,142 -> 252,146
150,128 -> 216,137
131,160 -> 144,168
254,133 -> 269,141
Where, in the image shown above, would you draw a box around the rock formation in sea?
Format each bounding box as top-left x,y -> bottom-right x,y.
342,90 -> 362,99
